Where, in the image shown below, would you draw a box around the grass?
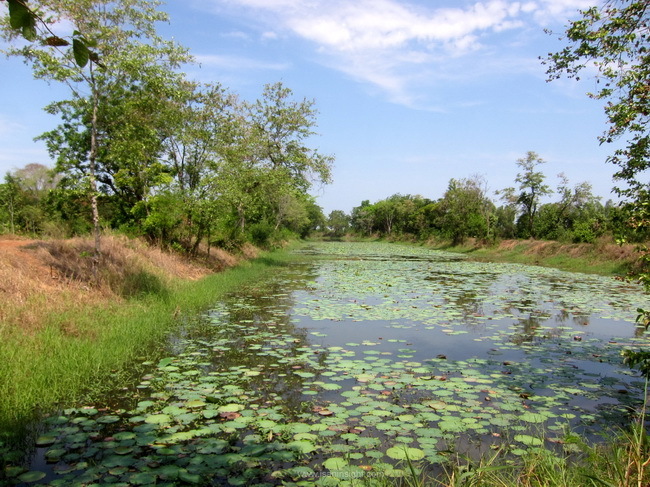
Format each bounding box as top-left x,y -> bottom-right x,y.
369,425 -> 650,487
428,237 -> 636,277
0,235 -> 297,436
378,385 -> 650,487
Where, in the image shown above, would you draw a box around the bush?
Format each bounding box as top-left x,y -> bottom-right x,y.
249,222 -> 275,248
572,221 -> 597,243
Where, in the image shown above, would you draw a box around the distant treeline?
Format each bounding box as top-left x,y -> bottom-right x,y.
325,151 -> 645,245
3,149 -> 645,250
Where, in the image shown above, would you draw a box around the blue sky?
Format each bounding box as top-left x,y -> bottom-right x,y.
1,0 -> 619,215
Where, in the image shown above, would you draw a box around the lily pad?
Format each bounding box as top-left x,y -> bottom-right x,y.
514,434 -> 544,447
17,471 -> 46,483
144,413 -> 172,425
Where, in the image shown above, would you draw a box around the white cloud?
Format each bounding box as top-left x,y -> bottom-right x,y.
203,0 -> 604,106
533,0 -> 596,22
0,116 -> 26,138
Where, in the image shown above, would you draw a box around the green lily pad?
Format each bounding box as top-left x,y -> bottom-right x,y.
44,448 -> 66,461
179,471 -> 202,484
386,446 -> 425,460
514,434 -> 544,447
97,415 -> 121,424
144,413 -> 172,425
323,457 -> 348,471
218,403 -> 244,413
35,435 -> 57,446
17,471 -> 46,483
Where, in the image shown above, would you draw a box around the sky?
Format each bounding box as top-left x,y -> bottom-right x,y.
0,0 -> 621,215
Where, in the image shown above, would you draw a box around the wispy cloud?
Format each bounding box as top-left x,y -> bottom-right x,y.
0,116 -> 26,138
201,0 -> 599,106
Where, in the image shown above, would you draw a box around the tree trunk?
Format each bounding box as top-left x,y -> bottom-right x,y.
89,64 -> 101,282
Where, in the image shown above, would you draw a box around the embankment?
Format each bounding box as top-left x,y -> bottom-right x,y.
0,235 -> 288,432
428,237 -> 639,277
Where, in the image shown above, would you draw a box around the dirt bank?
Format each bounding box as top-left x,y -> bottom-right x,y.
0,235 -> 252,334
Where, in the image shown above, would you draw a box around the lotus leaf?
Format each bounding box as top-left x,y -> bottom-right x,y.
144,414 -> 172,425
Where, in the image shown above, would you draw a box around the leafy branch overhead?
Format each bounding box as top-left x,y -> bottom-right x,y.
544,0 -> 649,199
5,0 -> 35,40
2,0 -> 100,67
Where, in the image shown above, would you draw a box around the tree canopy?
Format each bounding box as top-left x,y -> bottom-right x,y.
545,0 -> 649,200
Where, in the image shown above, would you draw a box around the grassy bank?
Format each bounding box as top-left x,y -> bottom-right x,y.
425,237 -> 637,277
0,235 -> 297,434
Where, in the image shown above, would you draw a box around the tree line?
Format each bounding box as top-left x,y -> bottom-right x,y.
1,0 -> 648,257
325,151 -> 640,245
0,0 -> 332,253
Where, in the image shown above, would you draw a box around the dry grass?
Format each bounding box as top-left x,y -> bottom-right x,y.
0,235 -> 244,335
495,237 -> 638,263
432,236 -> 640,277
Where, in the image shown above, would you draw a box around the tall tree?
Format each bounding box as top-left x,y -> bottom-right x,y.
350,200 -> 375,236
0,173 -> 22,234
1,0 -> 191,275
437,176 -> 493,245
500,152 -> 553,238
158,82 -> 241,253
327,210 -> 350,238
545,0 -> 649,201
247,82 -> 334,192
545,0 -> 650,294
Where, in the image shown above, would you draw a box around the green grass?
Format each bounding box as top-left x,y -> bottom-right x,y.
375,424 -> 650,487
434,241 -> 631,277
0,249 -> 297,436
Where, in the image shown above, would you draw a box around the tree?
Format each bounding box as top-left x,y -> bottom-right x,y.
12,163 -> 57,195
437,176 -> 494,245
545,1 -> 649,200
327,210 -> 350,238
301,197 -> 326,238
1,0 -> 98,66
0,173 -> 22,234
2,0 -> 190,276
351,200 -> 375,236
545,1 -> 650,381
157,82 -> 242,253
499,152 -> 552,238
372,196 -> 400,236
247,82 -> 334,193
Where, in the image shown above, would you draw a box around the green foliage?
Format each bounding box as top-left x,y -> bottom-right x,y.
140,192 -> 183,244
499,151 -> 553,239
349,194 -> 434,238
249,222 -> 275,247
326,209 -> 350,238
623,348 -> 650,378
546,0 -> 650,410
2,2 -> 332,249
571,220 -> 597,243
437,175 -> 493,244
545,1 -> 650,200
6,0 -> 36,41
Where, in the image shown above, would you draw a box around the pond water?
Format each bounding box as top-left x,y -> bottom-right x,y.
8,242 -> 650,486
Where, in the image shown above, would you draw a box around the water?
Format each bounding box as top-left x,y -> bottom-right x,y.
7,242 -> 649,486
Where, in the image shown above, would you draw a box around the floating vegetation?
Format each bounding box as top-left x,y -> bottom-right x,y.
4,242 -> 648,486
